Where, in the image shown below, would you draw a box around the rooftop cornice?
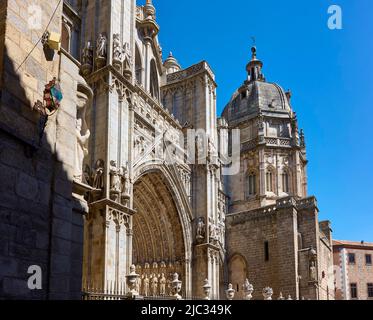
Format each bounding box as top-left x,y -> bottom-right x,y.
227,196 -> 318,225
163,61 -> 217,88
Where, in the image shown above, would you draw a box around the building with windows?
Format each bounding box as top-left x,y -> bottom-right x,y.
333,240 -> 373,300
0,0 -> 334,300
222,47 -> 334,300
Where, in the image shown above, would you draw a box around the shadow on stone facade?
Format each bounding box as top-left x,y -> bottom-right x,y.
0,46 -> 84,300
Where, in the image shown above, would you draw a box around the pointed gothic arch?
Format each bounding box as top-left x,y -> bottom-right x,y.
266,165 -> 276,193
132,162 -> 193,296
150,59 -> 160,100
228,254 -> 248,299
135,44 -> 143,85
245,168 -> 258,199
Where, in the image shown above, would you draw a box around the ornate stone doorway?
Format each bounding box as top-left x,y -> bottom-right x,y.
132,167 -> 192,297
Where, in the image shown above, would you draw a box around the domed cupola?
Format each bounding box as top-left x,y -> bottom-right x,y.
164,52 -> 181,75
223,47 -> 292,122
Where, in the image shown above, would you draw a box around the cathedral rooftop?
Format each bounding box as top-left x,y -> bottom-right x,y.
223,47 -> 292,122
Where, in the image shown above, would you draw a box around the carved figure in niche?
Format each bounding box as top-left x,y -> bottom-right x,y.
92,159 -> 105,189
96,33 -> 107,58
167,274 -> 173,296
309,261 -> 317,282
209,220 -> 218,241
82,41 -> 93,66
159,273 -> 166,296
121,163 -> 130,196
135,135 -> 146,156
143,274 -> 150,296
196,217 -> 206,243
151,274 -> 158,296
113,34 -> 123,61
109,161 -> 122,193
123,42 -> 132,72
74,90 -> 91,182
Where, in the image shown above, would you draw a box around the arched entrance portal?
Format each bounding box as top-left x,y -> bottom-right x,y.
132,168 -> 191,297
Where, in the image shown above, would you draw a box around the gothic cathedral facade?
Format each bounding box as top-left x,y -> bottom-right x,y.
0,0 -> 334,300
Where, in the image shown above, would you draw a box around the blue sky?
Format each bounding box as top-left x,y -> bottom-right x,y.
152,0 -> 373,242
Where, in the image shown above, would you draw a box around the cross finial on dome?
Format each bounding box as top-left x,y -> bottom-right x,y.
169,51 -> 173,57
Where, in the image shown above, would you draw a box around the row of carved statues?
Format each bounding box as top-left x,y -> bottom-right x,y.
135,272 -> 180,297
81,33 -> 132,75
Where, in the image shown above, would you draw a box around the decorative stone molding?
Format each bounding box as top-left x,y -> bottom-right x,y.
107,208 -> 130,228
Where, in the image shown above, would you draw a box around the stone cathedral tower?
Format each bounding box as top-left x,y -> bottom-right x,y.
222,47 -> 334,300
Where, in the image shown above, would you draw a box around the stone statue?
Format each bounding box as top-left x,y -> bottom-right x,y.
96,33 -> 107,58
123,42 -> 132,72
196,217 -> 206,242
109,161 -> 122,193
92,159 -> 105,190
82,41 -> 93,66
209,222 -> 218,241
121,164 -> 130,203
159,273 -> 166,296
151,274 -> 158,296
167,274 -> 173,296
113,34 -> 123,62
74,91 -> 90,182
309,260 -> 317,282
143,274 -> 150,296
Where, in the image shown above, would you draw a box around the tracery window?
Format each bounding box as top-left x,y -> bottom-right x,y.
246,172 -> 257,198
150,59 -> 160,100
282,171 -> 290,193
135,45 -> 142,85
266,170 -> 274,192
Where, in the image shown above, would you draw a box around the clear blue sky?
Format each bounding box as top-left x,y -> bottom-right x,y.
151,0 -> 373,242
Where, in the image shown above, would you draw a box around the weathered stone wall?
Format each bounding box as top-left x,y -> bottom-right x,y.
0,0 -> 84,299
226,204 -> 299,300
226,199 -> 334,300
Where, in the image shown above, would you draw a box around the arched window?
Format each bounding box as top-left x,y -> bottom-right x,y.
150,59 -> 159,100
282,171 -> 290,193
266,170 -> 274,192
135,45 -> 142,85
246,172 -> 256,198
228,255 -> 248,299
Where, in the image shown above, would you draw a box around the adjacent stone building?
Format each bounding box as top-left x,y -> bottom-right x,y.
333,240 -> 373,300
0,0 -> 335,300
